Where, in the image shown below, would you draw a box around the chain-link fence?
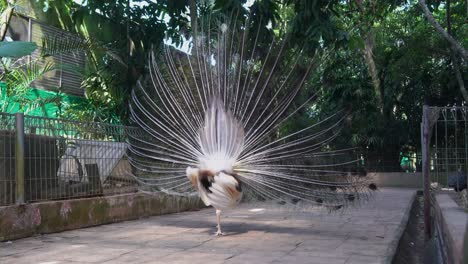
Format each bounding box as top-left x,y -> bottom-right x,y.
0,112 -> 140,206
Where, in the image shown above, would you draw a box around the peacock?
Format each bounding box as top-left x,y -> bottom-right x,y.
128,9 -> 375,236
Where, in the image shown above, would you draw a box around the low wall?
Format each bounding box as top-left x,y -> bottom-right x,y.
0,193 -> 205,242
370,172 -> 422,188
434,193 -> 468,264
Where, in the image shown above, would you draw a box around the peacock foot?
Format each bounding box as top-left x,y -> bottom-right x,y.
214,230 -> 225,236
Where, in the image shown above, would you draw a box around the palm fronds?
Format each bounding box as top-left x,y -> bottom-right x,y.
6,61 -> 54,92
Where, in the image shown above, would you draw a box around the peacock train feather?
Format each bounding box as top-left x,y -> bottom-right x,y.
128,8 -> 375,234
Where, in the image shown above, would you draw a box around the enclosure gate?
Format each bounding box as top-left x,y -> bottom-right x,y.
421,105 -> 468,240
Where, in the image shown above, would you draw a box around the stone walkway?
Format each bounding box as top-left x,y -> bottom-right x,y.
0,188 -> 415,264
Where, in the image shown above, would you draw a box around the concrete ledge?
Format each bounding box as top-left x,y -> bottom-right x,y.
0,188 -> 417,264
434,193 -> 468,264
371,172 -> 422,188
0,193 -> 204,242
385,190 -> 416,264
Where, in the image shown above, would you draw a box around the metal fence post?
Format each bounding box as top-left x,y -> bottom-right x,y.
463,221 -> 468,264
15,113 -> 25,204
422,105 -> 431,240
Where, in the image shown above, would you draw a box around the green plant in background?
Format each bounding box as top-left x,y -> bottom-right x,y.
60,67 -> 127,124
0,0 -> 64,116
21,0 -> 467,169
0,0 -> 125,120
43,34 -> 129,124
39,33 -> 128,124
0,37 -> 63,115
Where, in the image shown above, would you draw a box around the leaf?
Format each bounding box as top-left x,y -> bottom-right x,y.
105,50 -> 127,67
0,41 -> 38,58
6,61 -> 55,92
349,36 -> 365,50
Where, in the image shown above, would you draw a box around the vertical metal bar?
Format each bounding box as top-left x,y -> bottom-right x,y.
29,117 -> 33,201
422,105 -> 432,240
27,18 -> 32,64
464,109 -> 468,190
454,109 -> 459,189
435,120 -> 438,183
444,110 -> 448,185
15,113 -> 25,204
463,221 -> 468,264
59,53 -> 63,88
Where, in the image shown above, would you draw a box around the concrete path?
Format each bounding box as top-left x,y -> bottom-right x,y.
0,188 -> 415,264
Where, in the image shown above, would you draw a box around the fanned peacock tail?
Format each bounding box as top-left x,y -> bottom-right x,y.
128,10 -> 375,209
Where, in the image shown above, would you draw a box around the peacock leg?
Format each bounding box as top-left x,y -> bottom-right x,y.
214,209 -> 224,236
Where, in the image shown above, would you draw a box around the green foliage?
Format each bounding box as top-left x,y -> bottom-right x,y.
6,61 -> 54,91
32,0 -> 181,123
25,0 -> 467,169
309,1 -> 467,168
0,52 -> 61,115
60,65 -> 128,124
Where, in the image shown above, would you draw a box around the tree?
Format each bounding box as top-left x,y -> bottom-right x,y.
419,0 -> 468,61
26,0 -> 467,171
312,1 -> 467,171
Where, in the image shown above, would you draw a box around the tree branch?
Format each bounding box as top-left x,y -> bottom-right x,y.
0,6 -> 13,41
452,54 -> 468,101
189,0 -> 198,37
446,0 -> 467,101
418,0 -> 468,61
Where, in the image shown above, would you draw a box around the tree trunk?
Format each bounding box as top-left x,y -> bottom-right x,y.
419,0 -> 468,61
189,0 -> 198,37
363,33 -> 383,110
354,0 -> 383,112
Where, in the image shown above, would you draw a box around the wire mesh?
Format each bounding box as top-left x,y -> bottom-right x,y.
430,106 -> 468,190
0,113 -> 16,206
0,113 -> 140,205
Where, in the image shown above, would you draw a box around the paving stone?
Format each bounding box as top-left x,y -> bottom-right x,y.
0,188 -> 415,264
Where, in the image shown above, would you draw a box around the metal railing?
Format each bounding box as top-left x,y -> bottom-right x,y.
0,113 -> 17,205
0,112 -> 140,206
